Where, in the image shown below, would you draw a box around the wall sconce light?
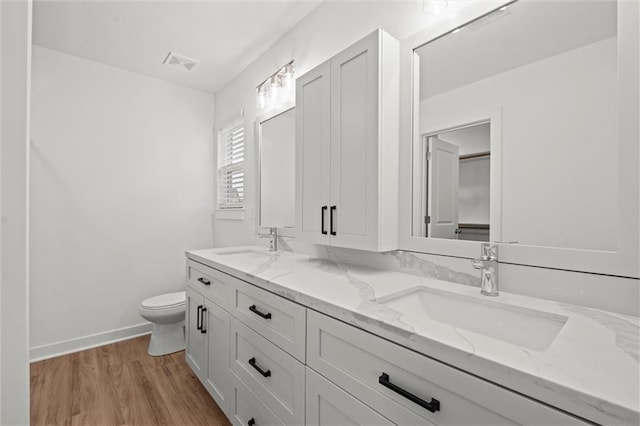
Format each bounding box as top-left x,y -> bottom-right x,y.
423,0 -> 448,15
256,61 -> 295,111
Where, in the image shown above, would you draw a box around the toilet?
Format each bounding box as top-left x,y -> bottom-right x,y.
139,291 -> 186,356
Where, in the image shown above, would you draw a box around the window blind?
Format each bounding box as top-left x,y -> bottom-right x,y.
217,121 -> 245,209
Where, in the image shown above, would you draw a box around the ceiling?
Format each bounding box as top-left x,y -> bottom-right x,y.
416,0 -> 617,99
33,0 -> 323,94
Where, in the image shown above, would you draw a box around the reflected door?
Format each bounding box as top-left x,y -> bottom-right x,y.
428,137 -> 459,238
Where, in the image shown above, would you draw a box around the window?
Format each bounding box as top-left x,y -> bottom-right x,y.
217,120 -> 245,209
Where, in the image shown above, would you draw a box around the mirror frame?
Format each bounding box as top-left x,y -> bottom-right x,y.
398,0 -> 639,278
255,101 -> 296,238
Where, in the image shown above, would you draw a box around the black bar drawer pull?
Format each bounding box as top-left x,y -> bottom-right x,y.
197,277 -> 211,286
321,206 -> 328,235
330,205 -> 337,236
378,373 -> 440,413
247,418 -> 255,426
196,305 -> 202,331
248,357 -> 271,378
249,304 -> 272,320
200,307 -> 207,334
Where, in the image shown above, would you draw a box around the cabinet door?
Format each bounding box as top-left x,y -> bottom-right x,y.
185,287 -> 206,380
329,31 -> 380,250
295,60 -> 331,244
204,299 -> 231,417
306,367 -> 394,426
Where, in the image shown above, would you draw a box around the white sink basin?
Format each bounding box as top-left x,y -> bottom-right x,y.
377,286 -> 567,351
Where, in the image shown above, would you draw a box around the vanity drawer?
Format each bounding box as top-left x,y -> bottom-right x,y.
307,310 -> 588,426
232,279 -> 306,362
229,372 -> 284,426
229,317 -> 305,425
306,367 -> 394,426
186,260 -> 234,311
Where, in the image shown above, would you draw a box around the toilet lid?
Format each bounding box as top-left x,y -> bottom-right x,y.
141,291 -> 186,310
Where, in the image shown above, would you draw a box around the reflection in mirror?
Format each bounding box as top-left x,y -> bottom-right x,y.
258,106 -> 295,228
422,122 -> 490,241
412,0 -> 618,250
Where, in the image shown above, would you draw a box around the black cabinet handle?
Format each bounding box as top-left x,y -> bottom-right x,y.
330,205 -> 337,235
196,305 -> 202,331
247,418 -> 255,426
249,304 -> 272,320
200,307 -> 207,334
197,277 -> 211,286
321,206 -> 328,235
378,373 -> 440,413
248,357 -> 271,378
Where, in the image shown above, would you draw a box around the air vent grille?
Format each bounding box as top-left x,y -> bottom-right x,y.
162,51 -> 200,72
467,7 -> 510,31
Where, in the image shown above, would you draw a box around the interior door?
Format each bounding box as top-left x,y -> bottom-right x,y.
427,137 -> 459,238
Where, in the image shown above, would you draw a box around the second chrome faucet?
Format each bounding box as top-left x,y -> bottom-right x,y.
471,243 -> 499,296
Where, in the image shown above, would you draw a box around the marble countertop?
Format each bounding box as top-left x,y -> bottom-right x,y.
186,246 -> 639,425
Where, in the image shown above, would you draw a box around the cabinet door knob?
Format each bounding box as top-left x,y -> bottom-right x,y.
247,418 -> 255,426
330,205 -> 337,236
249,304 -> 272,320
378,372 -> 440,413
196,305 -> 203,331
197,277 -> 211,286
321,206 -> 328,235
248,357 -> 272,378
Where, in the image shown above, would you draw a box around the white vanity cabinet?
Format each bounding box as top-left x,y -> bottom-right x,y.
186,256 -> 596,425
307,310 -> 589,426
295,29 -> 399,252
306,367 -> 394,426
186,259 -> 307,426
185,286 -> 207,379
185,286 -> 232,416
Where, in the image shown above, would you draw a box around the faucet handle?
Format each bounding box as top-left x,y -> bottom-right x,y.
480,242 -> 498,259
257,227 -> 277,237
480,241 -> 518,259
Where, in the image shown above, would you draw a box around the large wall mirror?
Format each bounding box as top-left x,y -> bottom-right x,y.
399,0 -> 639,277
256,104 -> 295,231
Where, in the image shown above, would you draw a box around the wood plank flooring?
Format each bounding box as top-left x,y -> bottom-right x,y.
30,335 -> 231,426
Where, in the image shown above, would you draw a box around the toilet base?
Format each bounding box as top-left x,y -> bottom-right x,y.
147,320 -> 185,356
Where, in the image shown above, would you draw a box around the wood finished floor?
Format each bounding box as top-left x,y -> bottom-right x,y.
30,335 -> 231,426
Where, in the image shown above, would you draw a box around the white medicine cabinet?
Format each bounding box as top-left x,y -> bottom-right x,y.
295,29 -> 400,252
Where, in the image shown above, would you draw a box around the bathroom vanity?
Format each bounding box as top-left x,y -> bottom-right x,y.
184,247 -> 639,426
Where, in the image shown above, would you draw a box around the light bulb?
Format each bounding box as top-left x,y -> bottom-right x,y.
256,86 -> 266,110
267,77 -> 280,108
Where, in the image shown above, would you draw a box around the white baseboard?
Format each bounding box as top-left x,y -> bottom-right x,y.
30,322 -> 153,362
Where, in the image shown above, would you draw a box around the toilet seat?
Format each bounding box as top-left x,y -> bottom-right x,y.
141,291 -> 185,310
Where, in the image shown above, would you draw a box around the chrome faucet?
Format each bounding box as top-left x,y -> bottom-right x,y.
258,227 -> 278,252
471,243 -> 499,296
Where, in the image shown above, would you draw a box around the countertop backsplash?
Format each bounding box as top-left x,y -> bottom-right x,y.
265,238 -> 639,317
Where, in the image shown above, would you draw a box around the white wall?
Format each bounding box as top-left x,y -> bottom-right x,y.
29,46 -> 215,359
211,3 -> 639,316
421,37 -> 617,251
212,1 -> 470,248
1,0 -> 32,423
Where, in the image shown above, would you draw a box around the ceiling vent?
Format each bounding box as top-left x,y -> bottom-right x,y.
467,7 -> 511,31
162,51 -> 200,72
